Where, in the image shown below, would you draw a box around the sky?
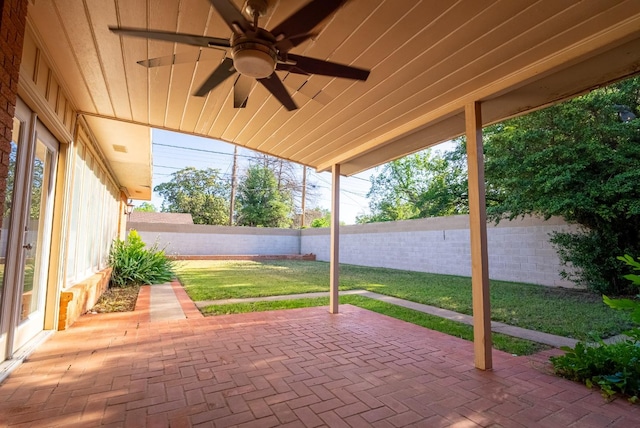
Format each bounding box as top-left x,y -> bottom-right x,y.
142,129 -> 455,224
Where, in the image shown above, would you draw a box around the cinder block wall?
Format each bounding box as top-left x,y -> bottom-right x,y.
130,216 -> 577,287
129,223 -> 301,256
301,216 -> 577,287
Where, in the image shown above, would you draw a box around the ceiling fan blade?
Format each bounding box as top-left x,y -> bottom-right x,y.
276,63 -> 309,75
270,0 -> 346,47
194,57 -> 236,97
275,33 -> 316,54
209,0 -> 251,34
138,49 -> 226,68
234,75 -> 253,108
284,54 -> 370,81
109,26 -> 230,48
282,74 -> 332,105
138,51 -> 202,68
257,73 -> 298,111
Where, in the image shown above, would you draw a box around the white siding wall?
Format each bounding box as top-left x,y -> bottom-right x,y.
65,126 -> 120,286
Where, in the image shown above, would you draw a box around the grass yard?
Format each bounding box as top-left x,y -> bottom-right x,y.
176,260 -> 633,341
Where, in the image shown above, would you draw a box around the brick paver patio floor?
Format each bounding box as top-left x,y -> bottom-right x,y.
1,287 -> 639,427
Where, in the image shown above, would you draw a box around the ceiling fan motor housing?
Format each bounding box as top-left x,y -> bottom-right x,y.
110,0 -> 369,110
232,33 -> 277,79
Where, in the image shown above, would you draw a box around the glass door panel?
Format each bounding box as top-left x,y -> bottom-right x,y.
0,118 -> 21,362
20,141 -> 51,321
13,129 -> 57,351
0,99 -> 58,363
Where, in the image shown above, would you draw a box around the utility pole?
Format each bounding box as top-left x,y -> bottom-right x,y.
277,159 -> 283,190
301,165 -> 307,227
229,146 -> 238,226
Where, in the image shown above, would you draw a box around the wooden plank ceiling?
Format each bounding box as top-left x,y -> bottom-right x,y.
25,0 -> 640,197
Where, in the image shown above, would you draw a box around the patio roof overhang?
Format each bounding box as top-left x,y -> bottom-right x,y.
24,0 -> 640,199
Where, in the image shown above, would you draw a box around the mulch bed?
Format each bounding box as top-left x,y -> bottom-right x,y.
91,285 -> 140,313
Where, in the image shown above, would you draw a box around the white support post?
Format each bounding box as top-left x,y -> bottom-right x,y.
329,164 -> 340,314
465,101 -> 493,370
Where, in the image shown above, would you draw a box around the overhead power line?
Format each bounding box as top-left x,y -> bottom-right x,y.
154,141 -> 373,182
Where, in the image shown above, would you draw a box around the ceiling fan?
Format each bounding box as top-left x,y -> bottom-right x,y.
109,0 -> 370,111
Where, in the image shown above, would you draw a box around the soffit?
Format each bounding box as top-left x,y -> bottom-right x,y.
26,0 -> 640,178
83,116 -> 153,199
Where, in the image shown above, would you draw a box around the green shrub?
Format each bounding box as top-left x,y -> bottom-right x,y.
551,254 -> 640,403
109,230 -> 175,287
603,255 -> 640,325
551,229 -> 635,295
551,340 -> 640,403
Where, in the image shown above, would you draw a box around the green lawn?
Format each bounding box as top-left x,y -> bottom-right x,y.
176,260 -> 633,341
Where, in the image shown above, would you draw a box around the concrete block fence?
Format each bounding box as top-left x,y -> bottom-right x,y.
129,223 -> 301,256
301,216 -> 577,287
129,215 -> 578,287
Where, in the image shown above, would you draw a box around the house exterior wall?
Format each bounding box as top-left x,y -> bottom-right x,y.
0,20 -> 126,337
0,0 -> 28,230
64,121 -> 121,287
18,24 -> 76,140
129,223 -> 301,256
301,216 -> 577,287
19,29 -> 122,330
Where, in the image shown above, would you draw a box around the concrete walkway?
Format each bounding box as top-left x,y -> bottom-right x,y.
146,281 -> 203,322
156,283 -> 630,349
195,290 -> 583,349
149,283 -> 187,322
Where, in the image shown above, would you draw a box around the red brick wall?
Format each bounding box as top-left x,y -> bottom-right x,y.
0,0 -> 27,225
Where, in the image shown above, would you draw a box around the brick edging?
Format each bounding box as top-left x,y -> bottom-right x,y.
134,285 -> 151,323
170,280 -> 203,318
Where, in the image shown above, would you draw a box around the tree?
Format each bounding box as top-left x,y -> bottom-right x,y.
292,207 -> 325,228
3,143 -> 17,219
308,209 -> 344,227
308,208 -> 329,228
236,165 -> 292,228
134,202 -> 157,212
251,154 -> 320,220
360,149 -> 468,223
310,215 -> 330,228
154,167 -> 229,225
481,76 -> 640,294
252,154 -> 299,195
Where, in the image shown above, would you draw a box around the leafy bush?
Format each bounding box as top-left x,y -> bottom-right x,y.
551,254 -> 640,403
481,77 -> 640,295
551,229 -> 635,295
603,255 -> 640,325
109,230 -> 175,287
551,338 -> 640,403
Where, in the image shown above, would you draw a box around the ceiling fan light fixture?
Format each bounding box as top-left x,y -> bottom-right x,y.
113,0 -> 370,110
232,41 -> 277,79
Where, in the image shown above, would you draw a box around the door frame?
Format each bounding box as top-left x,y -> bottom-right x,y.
1,98 -> 58,360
